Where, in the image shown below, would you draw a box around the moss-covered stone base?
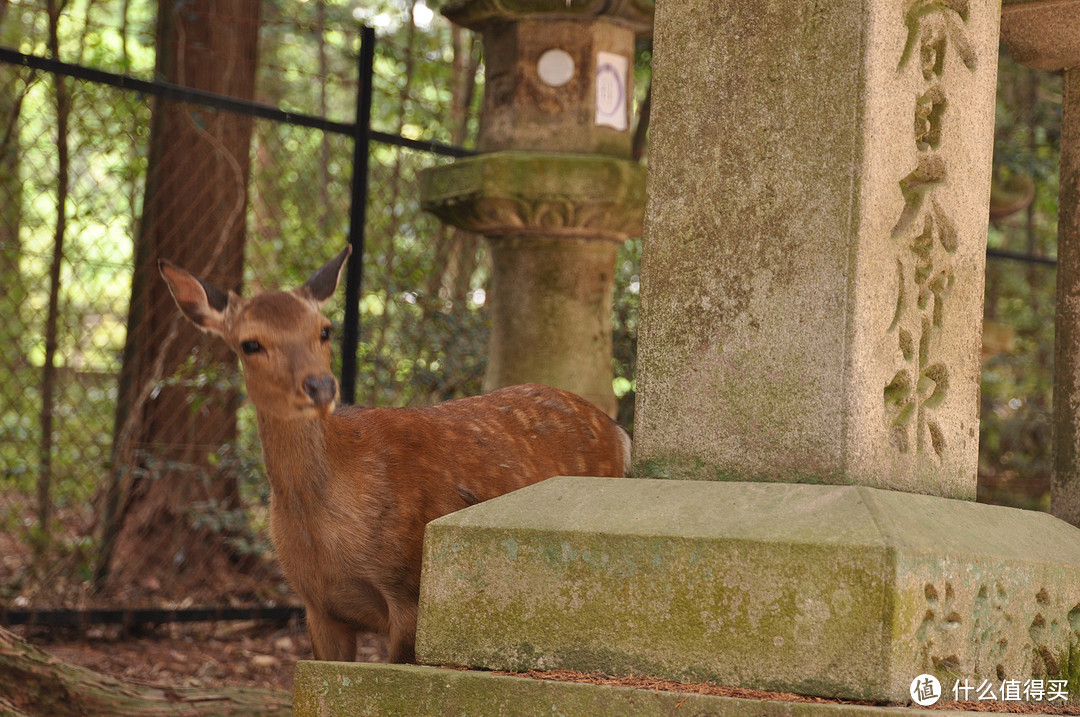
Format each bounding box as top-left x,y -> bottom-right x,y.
292,662 -> 977,716
415,477 -> 1080,704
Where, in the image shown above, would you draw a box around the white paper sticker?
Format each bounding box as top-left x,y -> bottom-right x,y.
537,48 -> 575,87
595,51 -> 628,131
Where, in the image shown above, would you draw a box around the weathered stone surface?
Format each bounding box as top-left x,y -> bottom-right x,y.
420,152 -> 646,241
485,236 -> 620,415
1052,67 -> 1080,531
472,19 -> 640,156
1054,72 -> 1080,533
634,0 -> 1000,498
436,0 -> 654,37
1000,0 -> 1080,72
415,477 -> 1080,703
293,661 -> 978,716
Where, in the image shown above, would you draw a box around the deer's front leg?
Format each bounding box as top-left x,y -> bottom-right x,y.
306,606 -> 357,661
387,602 -> 417,664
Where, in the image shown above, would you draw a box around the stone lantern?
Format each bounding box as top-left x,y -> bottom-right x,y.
420,0 -> 653,417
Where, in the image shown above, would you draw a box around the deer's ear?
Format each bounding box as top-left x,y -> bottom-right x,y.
300,246 -> 351,307
158,259 -> 229,336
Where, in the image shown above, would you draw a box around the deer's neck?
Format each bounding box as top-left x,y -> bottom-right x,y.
256,412 -> 332,505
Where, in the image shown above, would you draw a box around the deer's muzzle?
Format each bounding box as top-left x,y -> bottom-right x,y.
302,374 -> 338,409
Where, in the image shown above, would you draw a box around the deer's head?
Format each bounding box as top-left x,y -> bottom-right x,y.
159,247 -> 351,420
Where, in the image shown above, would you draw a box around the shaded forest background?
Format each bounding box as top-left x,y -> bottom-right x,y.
0,0 -> 1064,614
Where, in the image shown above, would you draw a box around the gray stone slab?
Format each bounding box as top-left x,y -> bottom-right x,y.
292,661 -> 977,716
634,0 -> 1000,498
415,477 -> 1080,703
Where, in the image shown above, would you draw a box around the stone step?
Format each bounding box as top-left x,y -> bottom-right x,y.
414,476 -> 1080,703
292,661 -> 978,716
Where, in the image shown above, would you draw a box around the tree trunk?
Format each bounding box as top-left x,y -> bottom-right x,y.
0,1 -> 30,435
0,628 -> 290,717
96,0 -> 263,598
37,0 -> 72,558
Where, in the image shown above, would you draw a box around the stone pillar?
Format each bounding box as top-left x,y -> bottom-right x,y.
634,0 -> 997,498
421,1 -> 651,416
1001,0 -> 1080,527
1059,72 -> 1080,526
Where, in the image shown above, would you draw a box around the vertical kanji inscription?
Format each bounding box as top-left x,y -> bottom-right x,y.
885,0 -> 975,458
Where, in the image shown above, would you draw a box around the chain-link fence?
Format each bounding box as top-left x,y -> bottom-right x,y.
0,2 -> 1063,620
0,2 -> 498,612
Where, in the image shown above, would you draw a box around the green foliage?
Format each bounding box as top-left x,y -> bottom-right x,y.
613,238 -> 640,430
0,0 -> 500,602
978,52 -> 1061,509
250,0 -> 491,408
188,497 -> 273,560
1,1 -> 152,554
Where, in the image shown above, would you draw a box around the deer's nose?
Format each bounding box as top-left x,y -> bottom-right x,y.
302,374 -> 338,407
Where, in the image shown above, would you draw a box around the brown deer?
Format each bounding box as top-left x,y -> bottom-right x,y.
158,247 -> 631,663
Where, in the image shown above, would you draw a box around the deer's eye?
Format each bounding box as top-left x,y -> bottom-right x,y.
319,326 -> 331,343
240,340 -> 263,355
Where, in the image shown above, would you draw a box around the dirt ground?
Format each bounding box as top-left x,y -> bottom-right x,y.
13,619 -> 388,695
14,622 -> 1080,715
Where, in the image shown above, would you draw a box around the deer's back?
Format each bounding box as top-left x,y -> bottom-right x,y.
327,383 -> 627,518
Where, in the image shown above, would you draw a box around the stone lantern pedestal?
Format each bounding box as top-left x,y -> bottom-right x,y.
421,153 -> 645,415
419,0 -> 651,416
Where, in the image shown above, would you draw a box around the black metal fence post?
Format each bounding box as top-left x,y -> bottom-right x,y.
340,26 -> 374,406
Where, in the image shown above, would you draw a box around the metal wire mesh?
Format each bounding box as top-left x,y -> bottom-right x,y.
0,2 -> 491,609
0,0 -> 1064,622
2,68 -> 151,606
